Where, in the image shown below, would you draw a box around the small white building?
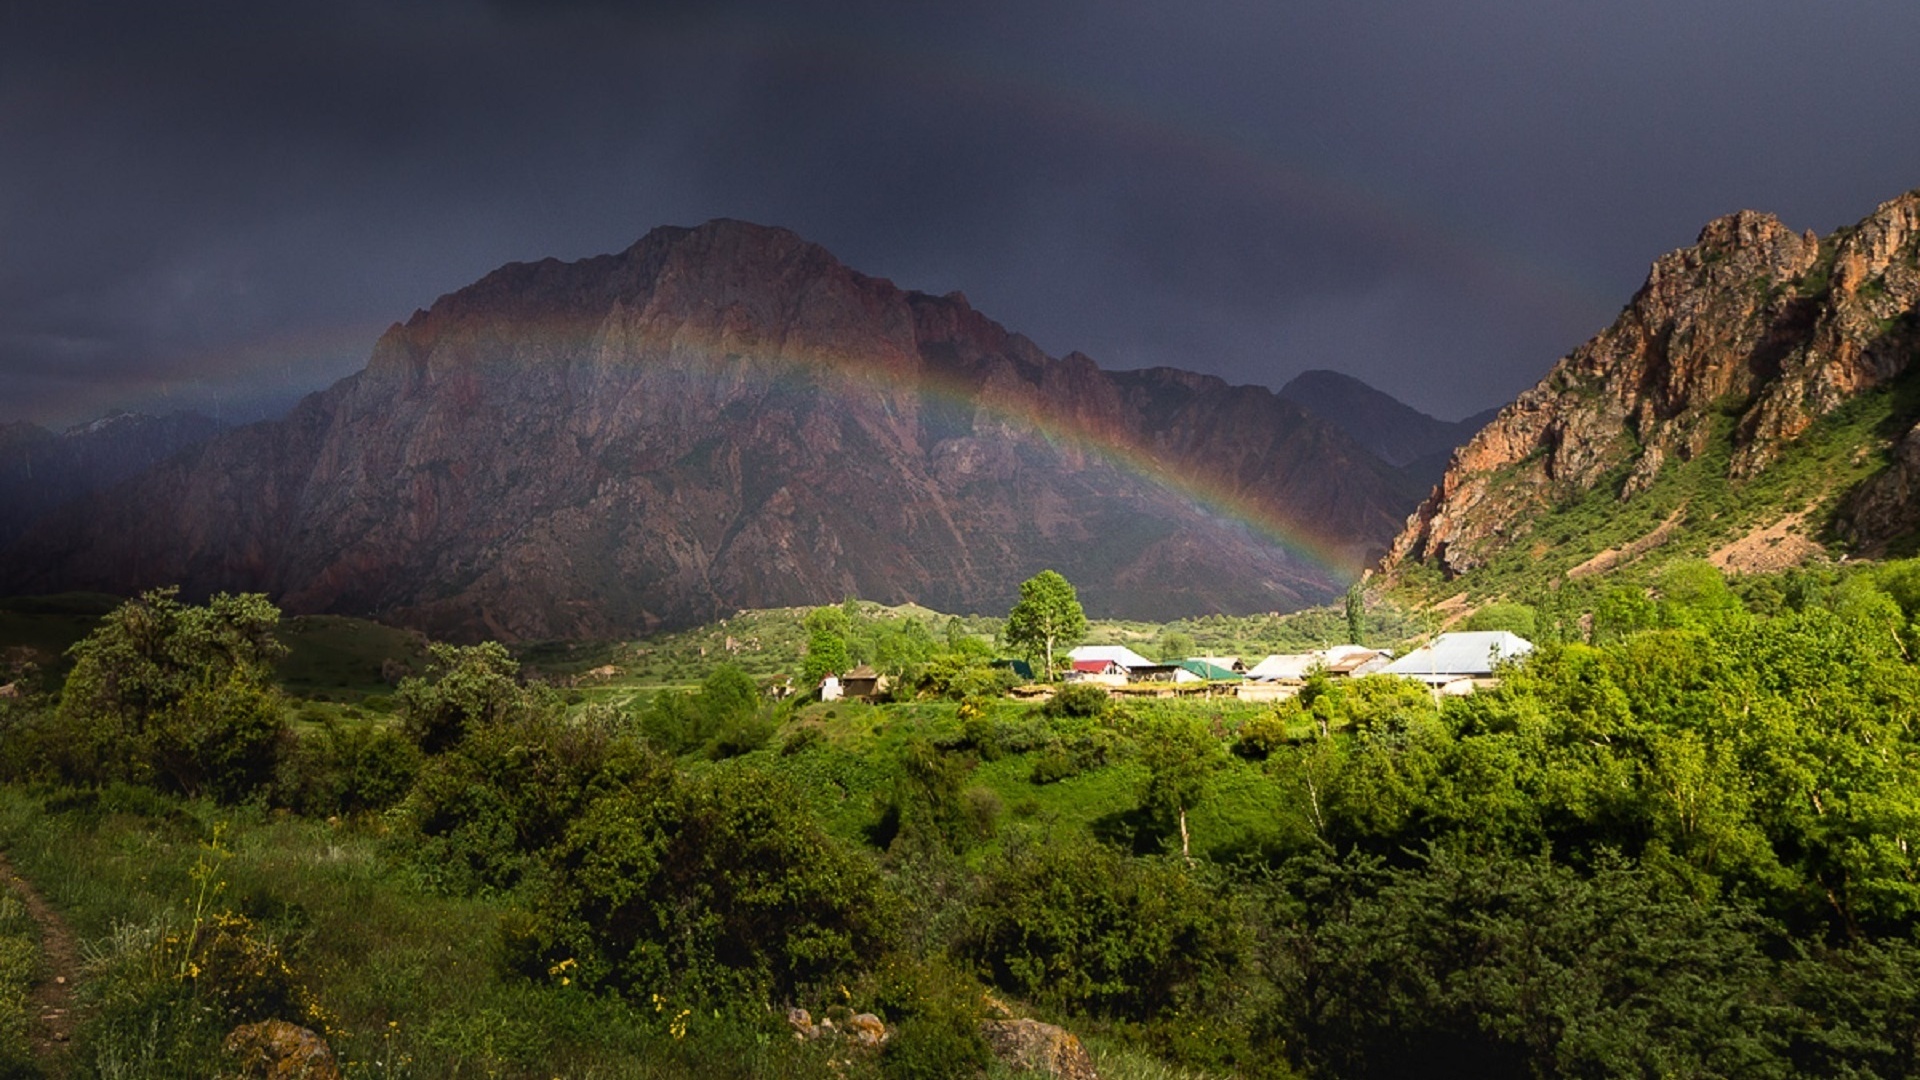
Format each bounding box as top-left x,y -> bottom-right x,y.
1384,631 -> 1533,688
1067,644 -> 1158,670
818,674 -> 843,702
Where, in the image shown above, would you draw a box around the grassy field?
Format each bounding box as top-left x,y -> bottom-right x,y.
0,684 -> 1290,1079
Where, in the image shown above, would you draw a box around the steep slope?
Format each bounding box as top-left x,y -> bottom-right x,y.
3,221 -> 1416,639
1279,369 -> 1496,489
0,411 -> 224,548
1383,190 -> 1920,591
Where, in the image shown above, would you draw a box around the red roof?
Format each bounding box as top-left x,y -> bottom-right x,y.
1072,659 -> 1118,673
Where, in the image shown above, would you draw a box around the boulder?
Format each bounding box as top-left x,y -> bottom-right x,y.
981,1018 -> 1099,1080
224,1019 -> 342,1080
846,1011 -> 889,1047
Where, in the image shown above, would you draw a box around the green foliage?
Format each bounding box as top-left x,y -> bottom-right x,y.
397,640 -> 527,753
1004,570 -> 1088,680
1459,601 -> 1537,638
276,720 -> 421,816
43,588 -> 289,800
532,762 -> 896,1003
802,607 -> 853,685
1267,847 -> 1786,1080
963,838 -> 1245,1022
1042,682 -> 1111,720
638,664 -> 775,758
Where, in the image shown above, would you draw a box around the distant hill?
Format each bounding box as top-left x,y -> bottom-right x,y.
0,411 -> 224,548
1382,188 -> 1920,595
1278,369 -> 1498,490
1,221 -> 1424,639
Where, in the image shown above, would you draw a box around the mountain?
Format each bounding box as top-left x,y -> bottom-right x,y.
0,411 -> 225,549
1278,369 -> 1498,489
1383,189 -> 1920,589
1,221 -> 1421,639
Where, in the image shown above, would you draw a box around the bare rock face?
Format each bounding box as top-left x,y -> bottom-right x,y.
1,221 -> 1418,638
981,1018 -> 1100,1080
224,1019 -> 342,1080
1385,190 -> 1920,579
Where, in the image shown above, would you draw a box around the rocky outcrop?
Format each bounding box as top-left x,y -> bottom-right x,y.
1385,190 -> 1920,579
981,1018 -> 1100,1080
2,221 -> 1419,638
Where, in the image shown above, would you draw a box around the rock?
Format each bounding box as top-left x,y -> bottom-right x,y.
223,1019 -> 342,1080
846,1012 -> 889,1047
981,1018 -> 1099,1080
1385,189 -> 1920,581
787,1006 -> 822,1041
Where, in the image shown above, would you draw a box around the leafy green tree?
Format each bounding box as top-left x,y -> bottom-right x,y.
1157,630 -> 1196,663
55,587 -> 288,798
1003,570 -> 1087,681
963,837 -> 1245,1022
1133,712 -> 1225,863
396,641 -> 527,753
533,763 -> 895,1002
1345,580 -> 1367,644
802,606 -> 853,685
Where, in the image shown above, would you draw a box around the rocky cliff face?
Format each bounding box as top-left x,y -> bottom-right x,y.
3,221 -> 1418,639
0,411 -> 224,549
1384,190 -> 1920,579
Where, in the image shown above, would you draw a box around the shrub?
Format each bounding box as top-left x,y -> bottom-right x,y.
533,763 -> 896,1002
1233,710 -> 1292,761
963,838 -> 1245,1021
1043,682 -> 1111,720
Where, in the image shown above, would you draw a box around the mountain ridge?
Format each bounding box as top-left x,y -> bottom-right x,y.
1382,189 -> 1920,589
3,220 -> 1423,639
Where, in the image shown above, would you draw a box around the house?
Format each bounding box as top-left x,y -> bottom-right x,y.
1246,653 -> 1321,682
1189,655 -> 1246,674
818,674 -> 843,702
1179,659 -> 1243,681
841,664 -> 890,700
1125,663 -> 1196,683
1068,658 -> 1128,686
1384,631 -> 1533,690
1320,645 -> 1394,677
1245,645 -> 1391,682
1067,644 -> 1158,670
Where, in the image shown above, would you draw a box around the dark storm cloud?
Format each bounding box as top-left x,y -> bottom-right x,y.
3,0 -> 1918,426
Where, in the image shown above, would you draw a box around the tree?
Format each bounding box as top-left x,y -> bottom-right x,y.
55,587 -> 289,797
396,641 -> 527,753
1345,580 -> 1367,645
1003,570 -> 1087,682
1135,712 -> 1224,863
802,606 -> 853,685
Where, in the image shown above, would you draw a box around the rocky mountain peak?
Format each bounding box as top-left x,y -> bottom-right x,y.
4,222 -> 1420,639
1385,189 -> 1920,581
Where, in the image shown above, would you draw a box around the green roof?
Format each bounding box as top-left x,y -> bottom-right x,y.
1179,659 -> 1242,681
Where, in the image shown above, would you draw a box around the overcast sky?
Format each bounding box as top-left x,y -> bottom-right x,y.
4,0 -> 1918,428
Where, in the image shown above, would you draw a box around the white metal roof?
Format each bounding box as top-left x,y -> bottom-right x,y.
1384,631 -> 1533,683
1067,644 -> 1158,669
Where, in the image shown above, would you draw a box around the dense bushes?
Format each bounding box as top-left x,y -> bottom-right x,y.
963,837 -> 1245,1022
529,762 -> 897,1003
7,588 -> 291,802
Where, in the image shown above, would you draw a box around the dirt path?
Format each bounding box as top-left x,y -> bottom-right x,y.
0,851 -> 78,1076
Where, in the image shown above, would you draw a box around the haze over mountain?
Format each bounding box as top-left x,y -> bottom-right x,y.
1278,369 -> 1498,490
1386,188 -> 1920,585
0,221 -> 1425,639
0,411 -> 224,549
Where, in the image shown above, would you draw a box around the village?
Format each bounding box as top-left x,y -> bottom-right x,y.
815,629 -> 1537,704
